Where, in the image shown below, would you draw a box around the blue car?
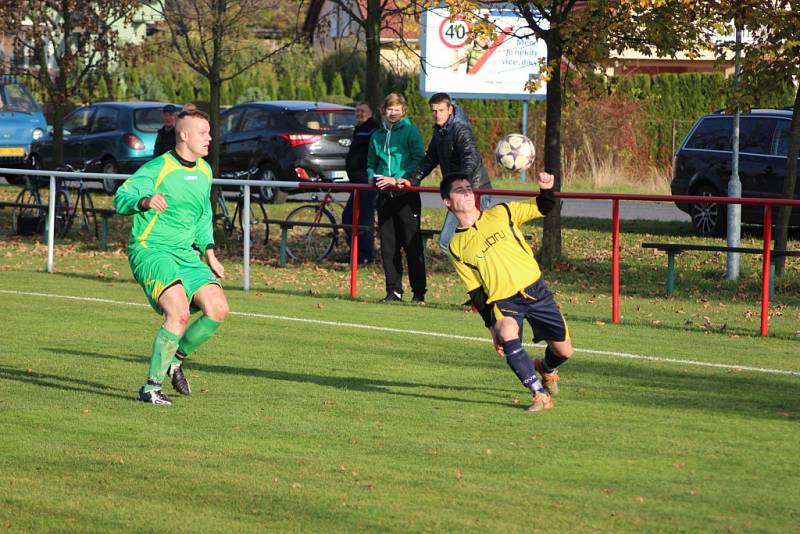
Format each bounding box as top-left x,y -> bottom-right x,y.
0,75 -> 48,186
29,101 -> 178,194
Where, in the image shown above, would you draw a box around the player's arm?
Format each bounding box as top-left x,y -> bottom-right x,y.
205,247 -> 225,280
114,163 -> 157,215
536,172 -> 556,215
467,286 -> 493,329
506,172 -> 557,223
193,190 -> 215,254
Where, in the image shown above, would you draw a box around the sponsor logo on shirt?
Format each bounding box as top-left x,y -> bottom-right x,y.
185,175 -> 199,181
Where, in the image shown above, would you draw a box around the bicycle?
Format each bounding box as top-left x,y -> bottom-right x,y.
213,169 -> 270,245
11,170 -> 70,237
284,183 -> 346,262
53,161 -> 100,239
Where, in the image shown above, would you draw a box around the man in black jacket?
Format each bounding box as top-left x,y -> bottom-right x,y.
408,92 -> 492,253
342,101 -> 379,263
153,104 -> 178,157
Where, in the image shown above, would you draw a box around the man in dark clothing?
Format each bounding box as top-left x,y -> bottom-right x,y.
153,104 -> 178,157
342,101 -> 379,263
408,92 -> 492,253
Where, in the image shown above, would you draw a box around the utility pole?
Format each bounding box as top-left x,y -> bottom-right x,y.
725,23 -> 743,280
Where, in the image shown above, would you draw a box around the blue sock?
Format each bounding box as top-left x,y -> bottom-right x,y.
542,346 -> 568,372
503,339 -> 546,394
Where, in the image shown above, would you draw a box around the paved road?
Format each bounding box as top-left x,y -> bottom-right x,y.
420,193 -> 690,223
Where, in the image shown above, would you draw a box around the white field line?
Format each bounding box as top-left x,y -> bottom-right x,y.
2,289 -> 798,377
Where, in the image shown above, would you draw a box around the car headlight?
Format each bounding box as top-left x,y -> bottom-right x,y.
32,128 -> 45,141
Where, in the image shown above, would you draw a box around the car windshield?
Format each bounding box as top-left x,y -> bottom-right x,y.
134,108 -> 166,133
288,110 -> 355,132
0,82 -> 38,113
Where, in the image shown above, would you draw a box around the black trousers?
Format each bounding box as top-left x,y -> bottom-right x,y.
376,193 -> 426,297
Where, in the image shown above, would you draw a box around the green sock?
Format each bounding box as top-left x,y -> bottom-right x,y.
144,326 -> 181,393
175,315 -> 222,360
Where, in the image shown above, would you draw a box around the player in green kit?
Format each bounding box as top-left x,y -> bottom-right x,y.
114,109 -> 229,405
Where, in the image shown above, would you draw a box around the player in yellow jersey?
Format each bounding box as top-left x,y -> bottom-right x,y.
115,109 -> 229,405
440,171 -> 573,412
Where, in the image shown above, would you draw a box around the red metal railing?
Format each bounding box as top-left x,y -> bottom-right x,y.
294,181 -> 800,337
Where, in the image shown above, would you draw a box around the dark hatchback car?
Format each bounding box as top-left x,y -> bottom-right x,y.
671,109 -> 799,236
29,101 -> 178,194
218,100 -> 356,202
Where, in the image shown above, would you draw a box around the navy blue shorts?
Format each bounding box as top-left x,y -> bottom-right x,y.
491,279 -> 570,343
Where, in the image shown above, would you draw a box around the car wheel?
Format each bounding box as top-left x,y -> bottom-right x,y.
256,164 -> 287,204
6,154 -> 41,187
101,159 -> 120,195
690,184 -> 726,237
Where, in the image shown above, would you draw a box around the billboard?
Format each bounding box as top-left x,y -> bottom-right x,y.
419,6 -> 548,100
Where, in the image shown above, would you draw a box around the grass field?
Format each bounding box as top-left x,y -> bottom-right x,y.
1,183 -> 799,531
2,272 -> 800,531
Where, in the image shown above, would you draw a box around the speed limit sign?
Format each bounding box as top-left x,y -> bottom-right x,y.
439,17 -> 470,49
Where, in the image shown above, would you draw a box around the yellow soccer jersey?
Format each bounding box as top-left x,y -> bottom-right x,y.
448,199 -> 545,303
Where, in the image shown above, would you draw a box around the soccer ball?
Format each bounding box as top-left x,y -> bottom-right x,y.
494,133 -> 535,171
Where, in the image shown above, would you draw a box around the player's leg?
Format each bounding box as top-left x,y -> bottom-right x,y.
169,261 -> 228,395
492,303 -> 552,412
140,283 -> 190,405
525,280 -> 573,396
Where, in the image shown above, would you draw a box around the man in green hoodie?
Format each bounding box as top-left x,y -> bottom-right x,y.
367,93 -> 427,303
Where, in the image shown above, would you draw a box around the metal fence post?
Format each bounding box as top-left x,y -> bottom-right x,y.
46,174 -> 56,273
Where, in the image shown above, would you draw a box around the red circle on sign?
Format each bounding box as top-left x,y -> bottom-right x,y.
439,16 -> 471,49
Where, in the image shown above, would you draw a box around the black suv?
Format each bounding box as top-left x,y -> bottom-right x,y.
671,109 -> 799,236
218,100 -> 356,202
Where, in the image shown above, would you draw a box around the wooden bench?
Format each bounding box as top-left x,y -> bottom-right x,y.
641,242 -> 800,296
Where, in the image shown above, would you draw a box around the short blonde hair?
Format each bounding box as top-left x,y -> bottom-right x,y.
381,93 -> 407,115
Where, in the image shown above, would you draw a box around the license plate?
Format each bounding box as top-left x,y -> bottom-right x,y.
331,170 -> 348,181
0,147 -> 25,156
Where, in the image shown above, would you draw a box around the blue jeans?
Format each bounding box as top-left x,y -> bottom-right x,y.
438,194 -> 492,253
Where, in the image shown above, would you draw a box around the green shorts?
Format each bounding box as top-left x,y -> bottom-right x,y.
128,246 -> 221,314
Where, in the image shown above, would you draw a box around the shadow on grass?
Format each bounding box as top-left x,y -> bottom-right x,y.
41,347 -> 514,408
571,358 -> 799,422
0,364 -> 131,400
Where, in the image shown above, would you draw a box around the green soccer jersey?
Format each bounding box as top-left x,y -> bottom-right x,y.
114,152 -> 214,252
448,199 -> 545,303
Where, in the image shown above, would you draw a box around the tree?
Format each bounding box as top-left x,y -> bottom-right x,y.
703,1 -> 800,278
0,0 -> 142,165
148,0 -> 300,174
445,1 -> 706,267
311,0 -> 421,113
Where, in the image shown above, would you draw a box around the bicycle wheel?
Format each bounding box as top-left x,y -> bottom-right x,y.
53,190 -> 71,238
285,204 -> 337,262
236,198 -> 269,245
11,188 -> 44,235
80,191 -> 99,239
213,191 -> 235,239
